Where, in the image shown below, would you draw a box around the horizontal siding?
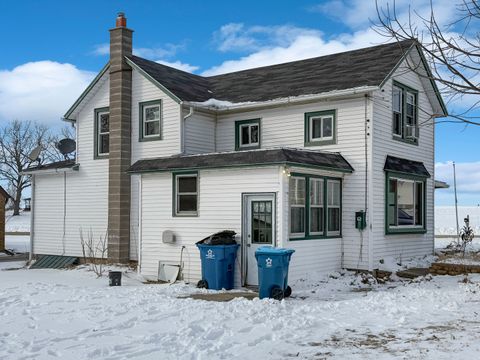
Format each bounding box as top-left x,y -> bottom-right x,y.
371,57 -> 435,265
216,98 -> 371,270
184,111 -> 215,154
140,167 -> 281,284
131,69 -> 181,162
33,78 -> 110,256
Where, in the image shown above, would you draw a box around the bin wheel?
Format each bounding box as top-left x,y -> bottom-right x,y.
197,280 -> 208,289
271,286 -> 284,300
284,286 -> 292,298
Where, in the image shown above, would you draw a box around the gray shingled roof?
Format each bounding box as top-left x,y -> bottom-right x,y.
128,148 -> 354,174
23,159 -> 77,173
128,40 -> 413,103
384,155 -> 430,177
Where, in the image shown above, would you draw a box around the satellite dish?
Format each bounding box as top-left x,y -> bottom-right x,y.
28,145 -> 42,163
56,138 -> 76,159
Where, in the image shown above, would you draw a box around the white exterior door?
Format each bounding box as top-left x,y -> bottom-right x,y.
244,194 -> 276,286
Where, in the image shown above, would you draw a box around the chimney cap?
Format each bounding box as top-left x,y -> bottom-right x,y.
116,12 -> 127,28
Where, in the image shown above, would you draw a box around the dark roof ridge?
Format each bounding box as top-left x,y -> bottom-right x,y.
207,40 -> 414,79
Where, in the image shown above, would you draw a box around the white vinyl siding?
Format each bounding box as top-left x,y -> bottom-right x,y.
140,166 -> 281,284
184,111 -> 215,154
216,98 -> 371,270
32,76 -> 110,257
372,56 -> 435,265
131,69 -> 182,162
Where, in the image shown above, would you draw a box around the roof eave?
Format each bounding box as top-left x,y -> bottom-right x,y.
22,163 -> 79,176
379,42 -> 448,117
63,63 -> 110,121
184,86 -> 379,113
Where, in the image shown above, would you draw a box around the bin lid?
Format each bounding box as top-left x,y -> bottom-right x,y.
255,246 -> 295,255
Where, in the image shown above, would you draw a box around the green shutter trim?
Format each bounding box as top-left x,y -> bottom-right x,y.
289,172 -> 343,241
172,171 -> 199,217
139,99 -> 163,142
384,171 -> 427,235
234,118 -> 261,151
93,107 -> 109,160
304,110 -> 337,146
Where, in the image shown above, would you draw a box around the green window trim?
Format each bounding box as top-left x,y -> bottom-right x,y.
304,110 -> 337,146
289,173 -> 342,241
139,99 -> 162,142
172,171 -> 199,217
385,171 -> 427,235
392,81 -> 419,145
235,119 -> 261,151
94,107 -> 109,159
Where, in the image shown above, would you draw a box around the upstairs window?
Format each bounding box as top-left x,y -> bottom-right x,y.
235,119 -> 261,150
94,107 -> 109,158
392,82 -> 418,143
140,100 -> 162,141
304,110 -> 336,146
174,172 -> 198,216
386,174 -> 425,234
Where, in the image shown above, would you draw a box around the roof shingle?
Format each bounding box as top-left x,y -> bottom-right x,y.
128,40 -> 413,103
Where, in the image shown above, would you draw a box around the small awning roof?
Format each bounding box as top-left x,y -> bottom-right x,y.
384,155 -> 430,178
0,186 -> 11,200
128,148 -> 354,174
434,180 -> 450,189
22,159 -> 78,174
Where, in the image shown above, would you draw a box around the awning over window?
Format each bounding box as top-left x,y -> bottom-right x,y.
383,155 -> 430,178
128,148 -> 354,174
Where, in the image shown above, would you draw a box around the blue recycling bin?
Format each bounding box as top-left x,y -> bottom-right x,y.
255,246 -> 295,300
196,244 -> 240,290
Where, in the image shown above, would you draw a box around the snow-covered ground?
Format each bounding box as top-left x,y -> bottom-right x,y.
1,264 -> 480,359
435,206 -> 480,235
4,210 -> 31,233
4,234 -> 30,253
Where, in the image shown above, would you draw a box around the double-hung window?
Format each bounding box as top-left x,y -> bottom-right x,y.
386,174 -> 425,233
140,100 -> 162,141
235,119 -> 260,150
392,82 -> 418,143
289,174 -> 342,239
94,107 -> 109,158
174,173 -> 198,216
305,110 -> 336,146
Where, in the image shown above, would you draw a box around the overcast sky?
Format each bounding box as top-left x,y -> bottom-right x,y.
0,0 -> 478,206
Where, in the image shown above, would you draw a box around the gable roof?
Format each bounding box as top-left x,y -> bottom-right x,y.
64,39 -> 447,119
128,148 -> 354,174
127,40 -> 415,103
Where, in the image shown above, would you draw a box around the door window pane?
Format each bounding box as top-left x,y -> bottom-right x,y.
252,201 -> 273,244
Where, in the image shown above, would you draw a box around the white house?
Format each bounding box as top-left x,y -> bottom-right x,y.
24,13 -> 447,286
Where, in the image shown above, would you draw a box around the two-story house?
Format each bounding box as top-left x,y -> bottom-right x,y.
24,13 -> 447,286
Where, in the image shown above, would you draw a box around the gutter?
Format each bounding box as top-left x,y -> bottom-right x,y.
184,86 -> 379,113
21,164 -> 79,176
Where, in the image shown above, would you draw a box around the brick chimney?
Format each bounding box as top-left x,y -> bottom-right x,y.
108,12 -> 133,263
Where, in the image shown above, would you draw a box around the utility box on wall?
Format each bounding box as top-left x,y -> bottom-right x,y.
355,211 -> 366,230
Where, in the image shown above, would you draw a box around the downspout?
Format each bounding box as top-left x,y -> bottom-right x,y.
137,176 -> 142,274
29,175 -> 35,263
182,106 -> 194,154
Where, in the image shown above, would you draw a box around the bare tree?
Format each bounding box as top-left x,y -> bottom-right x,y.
374,0 -> 480,125
0,120 -> 73,215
